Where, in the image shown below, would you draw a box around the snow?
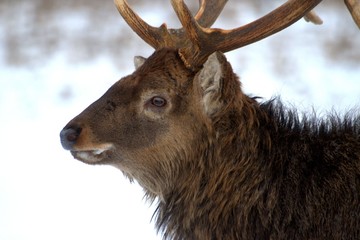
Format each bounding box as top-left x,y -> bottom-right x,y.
0,54 -> 159,239
0,2 -> 359,240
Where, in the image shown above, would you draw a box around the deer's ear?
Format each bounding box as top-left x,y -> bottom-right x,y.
197,52 -> 226,117
134,56 -> 147,69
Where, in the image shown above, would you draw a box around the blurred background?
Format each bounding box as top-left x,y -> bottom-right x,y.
0,0 -> 359,239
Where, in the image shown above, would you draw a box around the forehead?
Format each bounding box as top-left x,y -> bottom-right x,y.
133,48 -> 194,89
115,69 -> 177,96
107,48 -> 194,102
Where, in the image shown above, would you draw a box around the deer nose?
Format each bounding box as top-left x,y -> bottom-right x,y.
60,124 -> 82,150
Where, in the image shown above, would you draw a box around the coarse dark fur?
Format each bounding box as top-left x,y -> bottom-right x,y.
145,51 -> 360,239
61,49 -> 360,240
154,99 -> 360,239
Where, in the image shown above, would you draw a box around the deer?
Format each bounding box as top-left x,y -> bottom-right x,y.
60,0 -> 360,239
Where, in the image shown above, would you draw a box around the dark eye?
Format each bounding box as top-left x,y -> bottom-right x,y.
151,96 -> 167,107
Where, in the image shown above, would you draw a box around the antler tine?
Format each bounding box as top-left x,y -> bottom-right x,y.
216,0 -> 323,51
114,0 -> 168,49
195,0 -> 228,27
174,0 -> 322,69
170,0 -> 213,68
114,0 -> 227,50
304,10 -> 323,25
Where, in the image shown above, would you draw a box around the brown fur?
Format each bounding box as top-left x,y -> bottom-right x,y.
60,48 -> 360,239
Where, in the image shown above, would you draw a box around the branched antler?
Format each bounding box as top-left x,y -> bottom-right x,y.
117,0 -> 360,70
114,0 -> 227,49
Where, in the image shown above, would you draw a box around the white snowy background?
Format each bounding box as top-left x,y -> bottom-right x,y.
0,0 -> 359,239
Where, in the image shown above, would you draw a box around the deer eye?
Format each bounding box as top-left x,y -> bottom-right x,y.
151,96 -> 167,107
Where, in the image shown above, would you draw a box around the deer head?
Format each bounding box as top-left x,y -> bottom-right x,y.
60,0 -> 327,198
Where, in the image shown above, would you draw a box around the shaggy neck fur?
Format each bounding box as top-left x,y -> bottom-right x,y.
153,99 -> 360,239
151,60 -> 277,239
142,52 -> 360,240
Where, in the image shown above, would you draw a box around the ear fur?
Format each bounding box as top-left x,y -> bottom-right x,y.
134,56 -> 147,69
197,52 -> 226,117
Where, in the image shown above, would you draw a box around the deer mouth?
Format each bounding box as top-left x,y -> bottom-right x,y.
71,144 -> 114,164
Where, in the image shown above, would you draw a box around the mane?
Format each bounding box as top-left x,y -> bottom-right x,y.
260,98 -> 360,138
150,97 -> 360,239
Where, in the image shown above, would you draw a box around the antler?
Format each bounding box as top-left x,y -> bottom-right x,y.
114,0 -> 227,49
194,0 -> 228,27
115,0 -> 322,70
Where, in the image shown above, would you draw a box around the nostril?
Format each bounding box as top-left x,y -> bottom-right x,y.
65,128 -> 81,142
60,125 -> 82,150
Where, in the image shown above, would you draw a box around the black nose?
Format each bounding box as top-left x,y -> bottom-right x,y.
60,124 -> 82,150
